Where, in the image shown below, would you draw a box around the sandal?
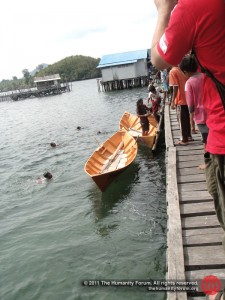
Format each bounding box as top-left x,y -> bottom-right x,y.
192,129 -> 199,134
177,140 -> 189,146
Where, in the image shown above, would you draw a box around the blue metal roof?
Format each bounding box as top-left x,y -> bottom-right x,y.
97,49 -> 148,68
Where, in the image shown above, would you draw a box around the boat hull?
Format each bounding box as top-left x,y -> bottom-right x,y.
84,130 -> 138,192
91,166 -> 129,192
119,112 -> 158,149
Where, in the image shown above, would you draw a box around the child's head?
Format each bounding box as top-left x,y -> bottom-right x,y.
148,85 -> 156,93
180,55 -> 198,74
137,98 -> 143,106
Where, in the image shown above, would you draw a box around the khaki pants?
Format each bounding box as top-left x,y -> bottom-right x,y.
205,153 -> 225,249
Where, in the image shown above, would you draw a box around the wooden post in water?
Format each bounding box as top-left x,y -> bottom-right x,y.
96,79 -> 101,92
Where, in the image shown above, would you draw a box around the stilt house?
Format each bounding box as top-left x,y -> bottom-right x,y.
96,49 -> 151,91
34,74 -> 61,91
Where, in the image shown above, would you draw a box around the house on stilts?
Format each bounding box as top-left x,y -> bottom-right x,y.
96,49 -> 155,92
10,74 -> 71,101
34,74 -> 70,96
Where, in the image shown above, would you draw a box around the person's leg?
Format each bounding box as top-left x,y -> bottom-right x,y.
205,154 -> 225,300
205,153 -> 225,233
180,105 -> 191,142
141,120 -> 149,136
176,104 -> 181,130
197,124 -> 209,169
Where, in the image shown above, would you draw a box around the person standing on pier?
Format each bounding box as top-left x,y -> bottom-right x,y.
151,0 -> 225,295
179,54 -> 209,169
148,84 -> 161,122
169,65 -> 192,145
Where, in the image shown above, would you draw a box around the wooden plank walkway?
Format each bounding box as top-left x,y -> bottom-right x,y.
164,103 -> 225,300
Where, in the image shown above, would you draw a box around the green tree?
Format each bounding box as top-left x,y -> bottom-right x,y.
12,76 -> 19,90
22,69 -> 31,85
0,55 -> 101,92
36,64 -> 45,72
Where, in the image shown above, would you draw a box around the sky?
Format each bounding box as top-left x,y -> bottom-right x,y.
0,0 -> 157,81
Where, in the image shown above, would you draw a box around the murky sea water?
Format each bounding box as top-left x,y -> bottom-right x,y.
0,79 -> 166,300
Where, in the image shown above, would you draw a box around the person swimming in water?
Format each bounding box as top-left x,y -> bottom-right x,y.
36,171 -> 53,184
50,142 -> 57,148
43,172 -> 53,179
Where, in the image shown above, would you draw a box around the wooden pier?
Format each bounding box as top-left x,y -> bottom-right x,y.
0,82 -> 71,102
10,84 -> 70,101
164,103 -> 225,300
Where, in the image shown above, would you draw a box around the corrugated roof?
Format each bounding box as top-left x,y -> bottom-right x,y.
98,59 -> 137,68
97,49 -> 148,68
34,74 -> 61,83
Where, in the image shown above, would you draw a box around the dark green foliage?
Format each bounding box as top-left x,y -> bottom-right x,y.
0,55 -> 101,92
36,55 -> 101,82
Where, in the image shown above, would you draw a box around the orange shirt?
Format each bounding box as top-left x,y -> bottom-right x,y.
169,67 -> 187,105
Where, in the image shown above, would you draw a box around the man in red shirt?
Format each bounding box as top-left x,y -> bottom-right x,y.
151,0 -> 225,296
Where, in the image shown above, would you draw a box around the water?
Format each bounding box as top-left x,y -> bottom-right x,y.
0,79 -> 167,300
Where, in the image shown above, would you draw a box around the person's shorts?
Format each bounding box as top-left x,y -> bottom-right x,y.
197,123 -> 209,144
163,82 -> 168,92
141,120 -> 149,132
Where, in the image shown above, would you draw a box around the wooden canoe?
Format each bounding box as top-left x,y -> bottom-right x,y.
84,130 -> 138,192
119,111 -> 159,149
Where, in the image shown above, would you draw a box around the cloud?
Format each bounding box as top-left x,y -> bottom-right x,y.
0,0 -> 157,80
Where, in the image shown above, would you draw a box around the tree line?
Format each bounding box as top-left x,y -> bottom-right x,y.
0,55 -> 101,92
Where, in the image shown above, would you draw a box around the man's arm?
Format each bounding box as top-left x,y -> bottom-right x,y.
151,0 -> 178,69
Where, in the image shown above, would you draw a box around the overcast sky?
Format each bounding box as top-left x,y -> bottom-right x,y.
0,0 -> 157,81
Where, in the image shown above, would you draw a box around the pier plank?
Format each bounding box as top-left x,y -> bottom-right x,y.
182,215 -> 220,229
178,182 -> 208,191
184,246 -> 225,268
177,161 -> 205,168
177,168 -> 205,176
167,147 -> 186,281
177,154 -> 203,162
182,227 -> 223,246
186,269 -> 225,280
180,202 -> 215,216
179,190 -> 212,202
178,174 -> 206,183
164,105 -> 174,148
177,147 -> 205,154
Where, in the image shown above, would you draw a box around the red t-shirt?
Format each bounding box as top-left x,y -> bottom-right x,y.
157,0 -> 225,154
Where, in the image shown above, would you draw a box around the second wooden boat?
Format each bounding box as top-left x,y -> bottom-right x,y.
84,130 -> 138,192
119,111 -> 159,149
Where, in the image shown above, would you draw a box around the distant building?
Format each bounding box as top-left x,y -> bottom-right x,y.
96,49 -> 151,91
34,74 -> 61,91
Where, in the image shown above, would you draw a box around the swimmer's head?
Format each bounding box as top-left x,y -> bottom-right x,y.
43,172 -> 53,179
50,142 -> 57,147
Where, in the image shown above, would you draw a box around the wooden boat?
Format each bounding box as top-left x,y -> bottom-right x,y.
119,111 -> 159,149
84,130 -> 138,192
